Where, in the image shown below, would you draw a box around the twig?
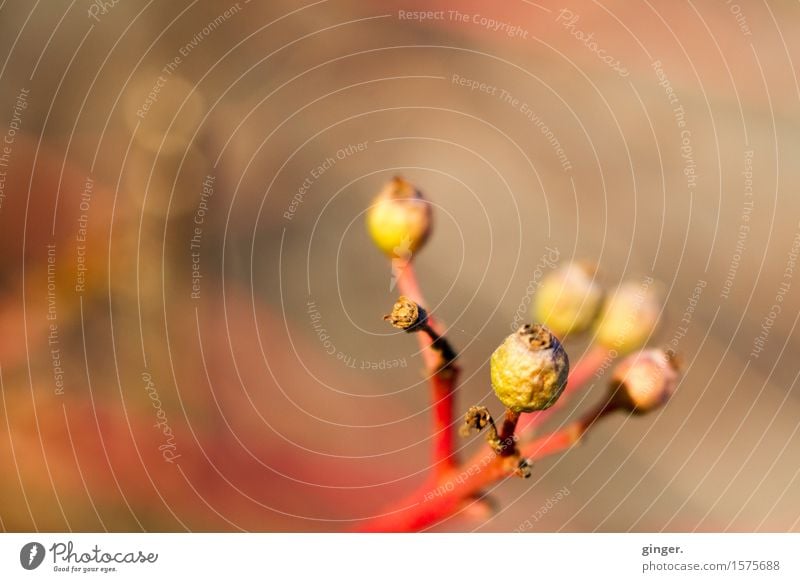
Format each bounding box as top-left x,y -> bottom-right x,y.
392,260 -> 459,476
497,409 -> 520,457
519,397 -> 614,459
517,344 -> 611,435
356,399 -> 617,532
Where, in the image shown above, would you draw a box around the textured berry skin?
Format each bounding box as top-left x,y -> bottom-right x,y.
611,349 -> 679,414
490,324 -> 569,413
594,281 -> 661,354
366,177 -> 432,258
534,262 -> 604,337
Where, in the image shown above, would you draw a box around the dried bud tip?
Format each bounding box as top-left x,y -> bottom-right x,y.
389,176 -> 410,194
498,453 -> 531,478
460,405 -> 493,437
515,458 -> 532,479
518,323 -> 555,349
384,295 -> 427,332
461,406 -> 505,453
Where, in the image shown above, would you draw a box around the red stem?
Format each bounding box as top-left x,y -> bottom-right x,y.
356,402 -> 613,532
517,344 -> 611,434
521,398 -> 612,459
430,373 -> 456,473
364,266 -> 617,531
355,451 -> 509,532
394,260 -> 458,476
498,409 -> 520,456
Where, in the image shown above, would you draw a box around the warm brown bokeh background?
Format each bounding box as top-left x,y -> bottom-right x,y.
1,0 -> 798,531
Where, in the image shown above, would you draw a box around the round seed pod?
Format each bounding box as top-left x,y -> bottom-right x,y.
366,177 -> 432,259
490,324 -> 570,413
610,349 -> 679,414
533,262 -> 604,337
593,280 -> 662,354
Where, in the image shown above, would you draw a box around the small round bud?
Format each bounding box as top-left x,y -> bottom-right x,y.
384,295 -> 427,332
366,177 -> 433,258
533,261 -> 604,337
610,349 -> 679,414
490,324 -> 570,413
593,280 -> 662,354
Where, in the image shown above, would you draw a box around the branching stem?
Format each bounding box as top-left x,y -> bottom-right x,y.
369,263 -> 625,532
356,400 -> 618,532
392,259 -> 459,476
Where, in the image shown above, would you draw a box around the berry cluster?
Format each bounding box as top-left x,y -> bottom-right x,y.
360,177 -> 680,532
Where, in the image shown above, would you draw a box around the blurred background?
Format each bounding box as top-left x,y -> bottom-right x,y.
0,0 -> 799,532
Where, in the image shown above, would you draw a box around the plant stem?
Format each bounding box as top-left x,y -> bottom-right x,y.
497,409 -> 520,456
355,453 -> 508,532
517,344 -> 611,435
369,264 -> 619,531
355,400 -> 615,532
519,397 -> 615,460
393,259 -> 459,476
419,324 -> 457,370
430,372 -> 456,471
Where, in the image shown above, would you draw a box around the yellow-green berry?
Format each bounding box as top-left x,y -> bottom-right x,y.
610,349 -> 679,414
366,177 -> 432,258
490,324 -> 569,413
593,280 -> 662,354
533,261 -> 604,337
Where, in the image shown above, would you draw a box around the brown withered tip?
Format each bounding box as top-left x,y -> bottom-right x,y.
518,323 -> 554,350
461,405 -> 493,435
385,175 -> 421,200
384,295 -> 427,332
460,405 -> 503,453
